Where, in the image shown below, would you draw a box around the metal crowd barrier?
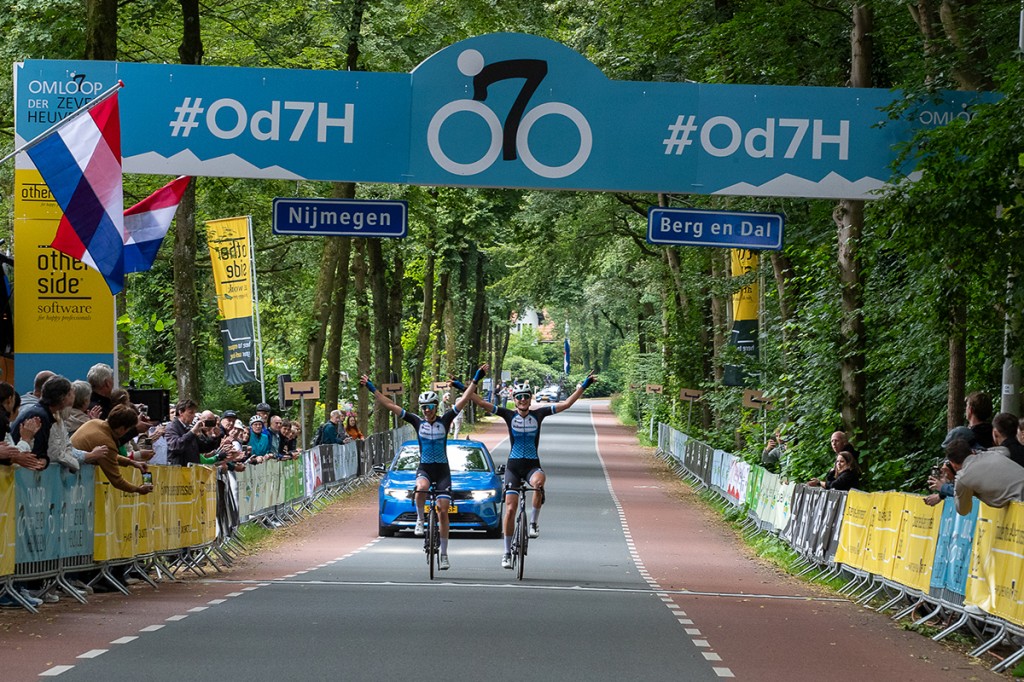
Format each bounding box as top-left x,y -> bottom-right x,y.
655,421 -> 1024,671
0,424 -> 412,613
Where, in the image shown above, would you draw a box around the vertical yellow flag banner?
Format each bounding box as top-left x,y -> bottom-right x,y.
206,217 -> 257,385
723,249 -> 758,386
12,169 -> 115,389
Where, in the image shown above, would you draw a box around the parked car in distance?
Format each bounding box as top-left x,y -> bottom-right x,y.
535,385 -> 565,402
374,439 -> 503,537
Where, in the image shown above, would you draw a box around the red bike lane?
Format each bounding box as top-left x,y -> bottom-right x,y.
587,401 -> 997,681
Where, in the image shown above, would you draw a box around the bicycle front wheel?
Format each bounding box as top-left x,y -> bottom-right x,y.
515,505 -> 528,581
427,506 -> 438,580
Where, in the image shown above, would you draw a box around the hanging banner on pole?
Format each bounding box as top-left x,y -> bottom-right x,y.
207,217 -> 257,385
723,249 -> 758,387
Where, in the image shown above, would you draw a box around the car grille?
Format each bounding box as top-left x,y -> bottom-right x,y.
395,511 -> 487,526
394,489 -> 478,501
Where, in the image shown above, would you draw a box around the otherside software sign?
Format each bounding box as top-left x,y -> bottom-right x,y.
207,217 -> 257,385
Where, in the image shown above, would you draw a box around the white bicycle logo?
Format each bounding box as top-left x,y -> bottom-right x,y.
427,49 -> 593,179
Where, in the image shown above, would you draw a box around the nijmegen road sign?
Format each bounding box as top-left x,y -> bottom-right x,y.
272,197 -> 408,238
647,207 -> 783,251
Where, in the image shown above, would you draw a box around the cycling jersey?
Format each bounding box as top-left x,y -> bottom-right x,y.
491,405 -> 556,460
400,408 -> 460,464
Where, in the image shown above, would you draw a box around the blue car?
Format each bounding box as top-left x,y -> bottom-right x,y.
375,439 -> 504,537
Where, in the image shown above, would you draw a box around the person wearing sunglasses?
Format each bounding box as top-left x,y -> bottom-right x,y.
457,370 -> 597,569
361,366 -> 485,571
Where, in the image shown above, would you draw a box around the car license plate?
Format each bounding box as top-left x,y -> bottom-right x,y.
424,504 -> 457,515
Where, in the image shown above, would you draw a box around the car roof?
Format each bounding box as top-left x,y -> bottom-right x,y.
399,438 -> 489,452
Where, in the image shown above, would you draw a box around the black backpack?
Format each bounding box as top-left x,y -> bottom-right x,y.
312,422 -> 329,446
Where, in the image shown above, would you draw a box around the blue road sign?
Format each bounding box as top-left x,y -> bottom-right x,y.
272,198 -> 408,238
647,207 -> 783,250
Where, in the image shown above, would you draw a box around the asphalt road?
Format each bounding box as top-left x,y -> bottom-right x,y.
18,401 -> 999,681
51,403 -> 727,681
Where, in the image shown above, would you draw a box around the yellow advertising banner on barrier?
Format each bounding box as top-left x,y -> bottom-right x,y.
93,468 -> 138,561
862,492 -> 903,577
890,494 -> 941,592
967,503 -> 1024,624
834,489 -> 873,569
160,465 -> 198,551
0,468 -> 14,576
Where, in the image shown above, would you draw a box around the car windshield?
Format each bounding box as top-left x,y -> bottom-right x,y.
392,443 -> 490,473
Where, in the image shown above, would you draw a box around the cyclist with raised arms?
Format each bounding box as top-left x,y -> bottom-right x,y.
361,366 -> 486,571
456,370 -> 597,569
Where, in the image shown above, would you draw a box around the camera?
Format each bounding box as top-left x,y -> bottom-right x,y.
204,418 -> 217,427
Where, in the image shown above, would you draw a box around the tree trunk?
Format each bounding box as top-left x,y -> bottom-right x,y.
368,239 -> 391,434
834,4 -> 872,440
947,293 -> 967,430
409,252 -> 435,412
389,249 -> 405,390
431,271 -> 450,381
353,241 -> 371,435
85,0 -> 118,61
171,3 -> 202,400
323,237 -> 352,424
710,252 -> 727,384
467,251 -> 486,376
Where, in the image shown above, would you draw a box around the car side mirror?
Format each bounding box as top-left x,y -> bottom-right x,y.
372,464 -> 386,474
496,464 -> 505,476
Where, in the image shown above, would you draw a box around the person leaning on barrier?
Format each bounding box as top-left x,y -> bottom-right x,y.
947,436 -> 1024,515
165,399 -> 219,466
13,375 -> 107,472
808,450 -> 860,491
65,380 -> 99,435
0,382 -> 44,470
71,405 -> 153,494
321,410 -> 343,445
965,390 -> 994,449
343,413 -> 365,443
924,426 -> 979,507
761,427 -> 790,473
989,412 -> 1024,468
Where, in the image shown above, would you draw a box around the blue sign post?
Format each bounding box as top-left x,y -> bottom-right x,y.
272,198 -> 408,238
647,208 -> 784,250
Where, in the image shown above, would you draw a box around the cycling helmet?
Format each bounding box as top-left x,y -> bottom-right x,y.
511,382 -> 533,399
255,402 -> 272,413
418,390 -> 439,406
249,414 -> 264,426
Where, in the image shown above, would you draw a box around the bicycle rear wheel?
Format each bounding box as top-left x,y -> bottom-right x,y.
515,503 -> 528,581
427,505 -> 438,580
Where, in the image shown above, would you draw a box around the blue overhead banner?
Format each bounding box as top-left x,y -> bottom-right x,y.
14,33 -> 987,200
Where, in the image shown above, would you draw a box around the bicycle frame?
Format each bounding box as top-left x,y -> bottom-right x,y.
508,483 -> 536,581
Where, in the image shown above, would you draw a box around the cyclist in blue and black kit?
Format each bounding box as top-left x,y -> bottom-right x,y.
459,370 -> 597,569
361,366 -> 485,571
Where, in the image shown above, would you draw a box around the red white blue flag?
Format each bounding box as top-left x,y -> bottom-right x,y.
124,175 -> 191,273
26,93 -> 125,294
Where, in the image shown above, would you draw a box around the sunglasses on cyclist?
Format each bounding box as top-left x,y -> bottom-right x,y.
513,393 -> 532,400
421,403 -> 438,410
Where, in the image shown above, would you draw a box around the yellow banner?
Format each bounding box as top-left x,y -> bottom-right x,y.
160,465 -> 198,550
862,492 -> 903,576
890,494 -> 941,591
834,489 -> 873,569
0,467 -> 14,576
92,467 -> 139,561
967,503 -> 1024,624
207,217 -> 253,320
730,249 -> 758,322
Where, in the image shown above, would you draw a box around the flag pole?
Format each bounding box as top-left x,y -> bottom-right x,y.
0,80 -> 124,167
248,215 -> 267,403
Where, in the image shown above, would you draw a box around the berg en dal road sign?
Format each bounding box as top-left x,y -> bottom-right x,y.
647,208 -> 784,251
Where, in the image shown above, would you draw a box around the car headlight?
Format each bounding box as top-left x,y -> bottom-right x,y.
469,490 -> 499,501
384,487 -> 410,499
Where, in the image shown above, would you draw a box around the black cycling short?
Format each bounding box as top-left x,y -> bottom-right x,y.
504,458 -> 543,494
416,462 -> 452,499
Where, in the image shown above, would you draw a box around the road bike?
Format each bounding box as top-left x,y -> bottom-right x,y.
421,485 -> 442,580
507,482 -> 537,581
